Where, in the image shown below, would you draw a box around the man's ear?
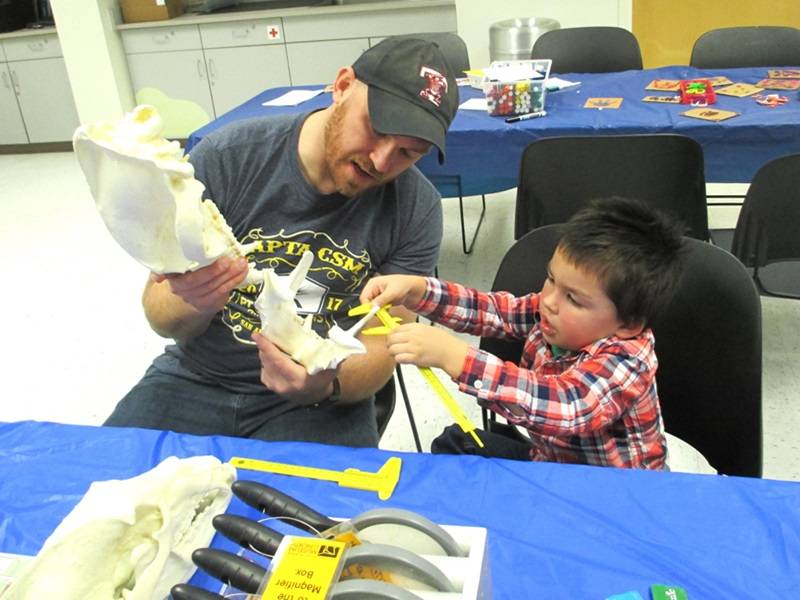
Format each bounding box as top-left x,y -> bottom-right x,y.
615,319 -> 645,340
331,66 -> 356,102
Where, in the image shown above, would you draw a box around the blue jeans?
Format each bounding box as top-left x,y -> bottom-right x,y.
104,353 -> 379,447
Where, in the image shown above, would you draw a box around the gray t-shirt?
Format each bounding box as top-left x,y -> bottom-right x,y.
166,113 -> 443,393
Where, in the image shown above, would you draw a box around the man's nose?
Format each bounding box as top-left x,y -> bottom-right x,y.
370,138 -> 398,173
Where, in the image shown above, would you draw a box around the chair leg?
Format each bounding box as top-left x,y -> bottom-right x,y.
394,365 -> 423,452
459,193 -> 486,254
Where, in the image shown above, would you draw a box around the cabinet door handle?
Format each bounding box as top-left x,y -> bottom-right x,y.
151,32 -> 173,45
196,59 -> 206,80
10,70 -> 21,95
231,27 -> 252,39
27,40 -> 45,52
1,71 -> 10,90
208,58 -> 217,80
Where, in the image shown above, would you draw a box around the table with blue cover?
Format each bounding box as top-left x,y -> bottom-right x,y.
185,65 -> 800,198
1,421 -> 799,598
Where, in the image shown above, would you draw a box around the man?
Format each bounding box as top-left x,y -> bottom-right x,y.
104,37 -> 459,447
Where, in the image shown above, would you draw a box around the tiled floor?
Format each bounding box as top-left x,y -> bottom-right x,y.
2,152 -> 798,481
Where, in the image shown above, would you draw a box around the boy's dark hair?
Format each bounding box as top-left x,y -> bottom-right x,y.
557,197 -> 686,328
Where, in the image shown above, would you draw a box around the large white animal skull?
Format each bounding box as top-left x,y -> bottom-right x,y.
255,251 -> 378,374
4,456 -> 236,600
73,105 -> 259,284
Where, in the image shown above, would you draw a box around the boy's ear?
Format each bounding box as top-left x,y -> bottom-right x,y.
615,319 -> 645,340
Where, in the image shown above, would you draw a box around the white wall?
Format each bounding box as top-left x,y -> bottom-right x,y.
456,0 -> 632,68
50,0 -> 134,124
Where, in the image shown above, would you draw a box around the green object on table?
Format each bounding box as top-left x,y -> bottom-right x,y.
651,584 -> 688,600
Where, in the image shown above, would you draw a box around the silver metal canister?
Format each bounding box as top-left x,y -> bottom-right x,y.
489,17 -> 561,62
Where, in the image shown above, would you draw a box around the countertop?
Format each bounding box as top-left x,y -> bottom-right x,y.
117,0 -> 453,30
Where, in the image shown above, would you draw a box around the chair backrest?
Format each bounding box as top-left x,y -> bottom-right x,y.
374,376 -> 396,439
396,32 -> 470,76
531,26 -> 643,73
690,26 -> 800,68
480,226 -> 763,477
731,153 -> 800,297
514,134 -> 709,241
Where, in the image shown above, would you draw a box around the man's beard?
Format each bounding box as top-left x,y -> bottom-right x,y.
323,102 -> 384,197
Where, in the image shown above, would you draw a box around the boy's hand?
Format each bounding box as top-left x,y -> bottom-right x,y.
386,323 -> 470,379
359,274 -> 427,310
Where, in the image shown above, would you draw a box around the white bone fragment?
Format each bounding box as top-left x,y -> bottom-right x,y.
73,105 -> 259,284
4,455 -> 236,600
255,251 -> 378,374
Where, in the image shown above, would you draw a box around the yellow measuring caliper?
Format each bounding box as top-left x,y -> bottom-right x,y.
351,303 -> 484,448
230,456 -> 402,501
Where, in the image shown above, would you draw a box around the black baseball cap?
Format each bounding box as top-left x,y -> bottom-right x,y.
352,37 -> 459,164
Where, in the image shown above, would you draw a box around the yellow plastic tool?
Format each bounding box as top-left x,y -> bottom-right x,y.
350,303 -> 484,448
229,456 -> 402,501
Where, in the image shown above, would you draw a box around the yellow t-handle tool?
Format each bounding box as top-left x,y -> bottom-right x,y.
352,303 -> 484,448
229,456 -> 402,501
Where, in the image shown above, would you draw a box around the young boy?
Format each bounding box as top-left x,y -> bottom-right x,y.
359,197 -> 686,469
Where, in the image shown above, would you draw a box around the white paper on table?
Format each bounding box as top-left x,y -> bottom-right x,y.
546,77 -> 581,91
262,89 -> 324,106
459,98 -> 488,111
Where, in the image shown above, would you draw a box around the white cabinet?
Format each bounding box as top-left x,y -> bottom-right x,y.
122,25 -> 214,138
0,34 -> 80,144
122,20 -> 291,136
285,38 -> 368,86
119,3 -> 459,135
282,4 -> 458,86
199,19 -> 290,116
0,63 -> 28,145
126,49 -> 215,138
204,45 -> 290,116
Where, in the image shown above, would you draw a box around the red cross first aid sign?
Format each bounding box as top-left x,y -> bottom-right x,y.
266,24 -> 281,40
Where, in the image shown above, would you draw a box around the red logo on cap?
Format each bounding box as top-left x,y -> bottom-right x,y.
419,66 -> 448,108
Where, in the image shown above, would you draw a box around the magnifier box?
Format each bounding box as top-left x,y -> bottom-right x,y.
416,524 -> 492,600
219,522 -> 491,600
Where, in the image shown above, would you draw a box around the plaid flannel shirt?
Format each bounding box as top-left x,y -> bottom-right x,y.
417,278 -> 667,469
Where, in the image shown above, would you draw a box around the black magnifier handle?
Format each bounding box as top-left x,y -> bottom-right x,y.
213,513 -> 285,556
191,547 -> 267,594
232,480 -> 337,533
170,583 -> 227,600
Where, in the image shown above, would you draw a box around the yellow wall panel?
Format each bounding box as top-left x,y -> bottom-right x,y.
633,0 -> 800,67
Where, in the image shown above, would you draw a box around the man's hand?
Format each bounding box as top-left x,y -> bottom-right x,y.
144,256 -> 249,339
253,332 -> 337,405
154,256 -> 249,314
386,323 -> 470,379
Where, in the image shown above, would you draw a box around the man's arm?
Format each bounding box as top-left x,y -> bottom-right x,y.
143,256 -> 249,340
253,305 -> 414,404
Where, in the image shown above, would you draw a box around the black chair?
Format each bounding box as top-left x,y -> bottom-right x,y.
690,26 -> 800,69
481,225 -> 763,477
730,153 -> 800,299
374,366 -> 423,451
398,32 -> 485,254
689,27 -> 800,235
531,26 -> 643,74
514,134 -> 709,241
398,32 -> 470,77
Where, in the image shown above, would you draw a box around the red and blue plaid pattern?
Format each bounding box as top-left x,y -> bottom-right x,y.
417,278 -> 667,469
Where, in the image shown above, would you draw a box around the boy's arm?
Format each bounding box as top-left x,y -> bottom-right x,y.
418,279 -> 538,341
456,344 -> 655,436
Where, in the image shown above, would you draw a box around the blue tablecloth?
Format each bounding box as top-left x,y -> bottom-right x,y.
1,421 -> 799,598
186,65 -> 800,198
